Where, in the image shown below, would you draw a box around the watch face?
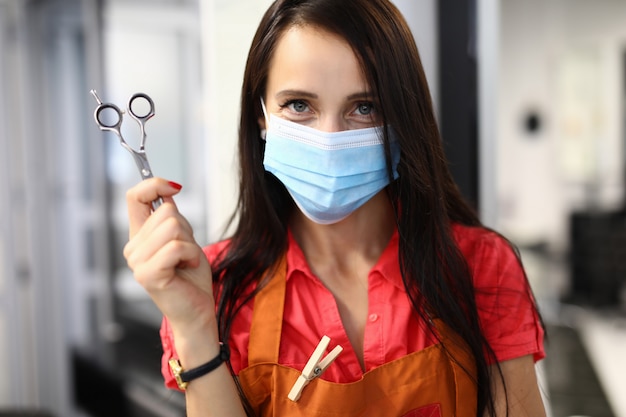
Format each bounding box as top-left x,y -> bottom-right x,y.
169,359 -> 188,390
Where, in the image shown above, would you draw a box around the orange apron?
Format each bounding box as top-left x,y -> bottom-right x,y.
237,258 -> 478,417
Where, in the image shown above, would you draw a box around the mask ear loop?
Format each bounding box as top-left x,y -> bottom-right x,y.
260,97 -> 269,140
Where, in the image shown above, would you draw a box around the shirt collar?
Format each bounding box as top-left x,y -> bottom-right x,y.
285,228 -> 404,290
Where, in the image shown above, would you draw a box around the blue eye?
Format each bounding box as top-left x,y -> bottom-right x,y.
286,100 -> 309,113
355,102 -> 374,115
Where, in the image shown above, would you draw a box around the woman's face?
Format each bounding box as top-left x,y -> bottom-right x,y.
263,25 -> 380,132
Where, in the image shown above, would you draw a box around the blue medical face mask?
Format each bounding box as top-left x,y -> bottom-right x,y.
261,103 -> 401,224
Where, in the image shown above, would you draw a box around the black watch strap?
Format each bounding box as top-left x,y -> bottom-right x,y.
180,343 -> 230,383
169,343 -> 230,390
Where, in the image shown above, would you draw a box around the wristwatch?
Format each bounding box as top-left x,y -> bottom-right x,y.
168,343 -> 230,390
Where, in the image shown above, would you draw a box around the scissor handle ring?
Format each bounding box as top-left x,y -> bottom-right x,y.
95,103 -> 123,129
128,93 -> 155,120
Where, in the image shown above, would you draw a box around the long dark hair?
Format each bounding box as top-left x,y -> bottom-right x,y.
212,1 -> 536,415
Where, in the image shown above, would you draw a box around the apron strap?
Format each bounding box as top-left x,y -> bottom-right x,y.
247,255 -> 287,365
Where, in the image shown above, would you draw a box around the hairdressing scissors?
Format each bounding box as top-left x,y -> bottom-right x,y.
90,89 -> 163,210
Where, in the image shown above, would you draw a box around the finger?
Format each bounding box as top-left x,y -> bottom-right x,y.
127,178 -> 183,237
124,211 -> 195,270
133,244 -> 214,328
155,201 -> 194,237
133,239 -> 205,291
150,239 -> 212,295
130,201 -> 194,247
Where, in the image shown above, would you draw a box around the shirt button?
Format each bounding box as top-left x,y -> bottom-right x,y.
369,313 -> 379,322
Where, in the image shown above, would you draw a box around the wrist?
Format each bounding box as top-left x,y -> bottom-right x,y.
169,343 -> 230,391
170,316 -> 221,369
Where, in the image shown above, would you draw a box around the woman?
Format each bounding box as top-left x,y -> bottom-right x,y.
124,0 -> 546,416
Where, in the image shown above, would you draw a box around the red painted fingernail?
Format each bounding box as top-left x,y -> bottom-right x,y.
168,181 -> 183,190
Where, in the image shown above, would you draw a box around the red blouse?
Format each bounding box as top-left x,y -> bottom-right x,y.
160,223 -> 545,389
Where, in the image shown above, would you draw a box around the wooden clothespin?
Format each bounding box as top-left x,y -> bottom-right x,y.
288,335 -> 343,402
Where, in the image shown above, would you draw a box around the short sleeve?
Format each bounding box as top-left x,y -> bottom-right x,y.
160,316 -> 181,390
456,226 -> 545,363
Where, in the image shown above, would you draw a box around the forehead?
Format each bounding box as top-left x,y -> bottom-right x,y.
266,25 -> 369,96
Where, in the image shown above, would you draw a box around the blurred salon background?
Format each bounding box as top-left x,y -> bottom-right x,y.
0,0 -> 624,416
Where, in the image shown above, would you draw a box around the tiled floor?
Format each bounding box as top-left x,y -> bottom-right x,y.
576,310 -> 626,417
544,322 -> 615,417
521,248 -> 624,417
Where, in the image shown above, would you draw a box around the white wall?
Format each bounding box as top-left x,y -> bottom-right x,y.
0,3 -> 10,405
0,0 -> 44,408
393,0 -> 439,115
497,0 -> 626,250
0,1 -> 105,414
200,0 -> 273,241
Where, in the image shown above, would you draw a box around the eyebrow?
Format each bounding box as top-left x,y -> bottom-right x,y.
346,92 -> 374,101
274,90 -> 374,101
275,89 -> 318,100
